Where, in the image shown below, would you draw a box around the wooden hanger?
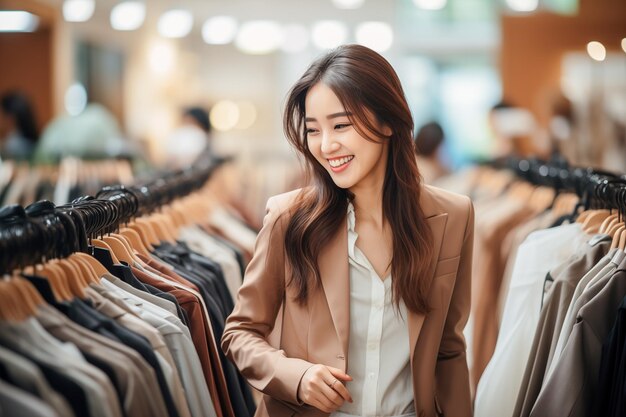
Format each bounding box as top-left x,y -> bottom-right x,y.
599,213 -> 619,234
101,235 -> 136,264
119,227 -> 151,257
156,211 -> 179,241
148,215 -> 176,244
29,263 -> 72,301
92,239 -> 121,264
127,223 -> 155,251
133,219 -> 160,246
72,252 -> 109,278
68,255 -> 100,285
550,193 -> 578,218
0,280 -> 23,321
11,278 -> 41,317
529,186 -> 555,213
581,210 -> 611,234
610,223 -> 625,250
617,226 -> 626,251
56,259 -> 87,299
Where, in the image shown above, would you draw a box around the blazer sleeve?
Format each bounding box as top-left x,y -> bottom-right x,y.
221,196 -> 314,405
435,197 -> 474,417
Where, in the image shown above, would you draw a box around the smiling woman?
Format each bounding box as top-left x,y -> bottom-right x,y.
221,44 -> 475,417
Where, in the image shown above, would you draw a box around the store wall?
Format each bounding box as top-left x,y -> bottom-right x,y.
0,29 -> 53,131
500,0 -> 626,126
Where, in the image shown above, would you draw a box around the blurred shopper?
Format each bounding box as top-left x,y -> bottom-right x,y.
488,100 -> 537,158
164,106 -> 213,169
414,121 -> 450,184
0,91 -> 39,161
34,103 -> 131,164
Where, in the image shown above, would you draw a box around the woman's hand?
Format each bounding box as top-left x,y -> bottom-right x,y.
297,364 -> 353,413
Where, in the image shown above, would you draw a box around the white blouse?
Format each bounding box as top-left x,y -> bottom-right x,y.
331,203 -> 415,417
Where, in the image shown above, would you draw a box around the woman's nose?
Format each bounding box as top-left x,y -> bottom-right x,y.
320,133 -> 340,154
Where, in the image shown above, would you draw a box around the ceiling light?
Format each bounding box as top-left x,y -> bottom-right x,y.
63,0 -> 95,22
505,0 -> 539,12
587,41 -> 606,61
202,16 -> 238,45
332,0 -> 365,9
412,0 -> 447,10
0,11 -> 39,32
110,1 -> 145,31
355,22 -> 393,52
210,100 -> 240,131
158,9 -> 193,39
281,24 -> 309,53
312,21 -> 348,50
622,38 -> 626,54
235,21 -> 283,55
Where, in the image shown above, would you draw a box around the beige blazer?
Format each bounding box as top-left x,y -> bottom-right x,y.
222,185 -> 474,417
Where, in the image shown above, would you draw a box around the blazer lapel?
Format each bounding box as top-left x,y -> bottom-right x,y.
319,222 -> 350,359
317,188 -> 449,364
408,212 -> 448,362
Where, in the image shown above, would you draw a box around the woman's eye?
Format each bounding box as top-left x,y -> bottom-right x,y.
305,128 -> 318,134
335,123 -> 351,130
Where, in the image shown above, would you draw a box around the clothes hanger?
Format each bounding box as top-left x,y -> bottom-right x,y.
73,252 -> 109,278
0,280 -> 24,321
104,233 -> 141,265
101,235 -> 136,264
92,239 -> 121,264
149,214 -> 176,244
55,259 -> 87,299
134,218 -> 161,246
128,223 -> 156,251
68,255 -> 100,285
156,211 -> 179,241
552,193 -> 579,218
599,212 -> 619,234
11,277 -> 42,317
529,186 -> 555,213
36,262 -> 73,301
119,227 -> 151,257
610,223 -> 625,250
581,210 -> 611,234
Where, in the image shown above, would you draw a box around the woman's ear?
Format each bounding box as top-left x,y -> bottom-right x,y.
381,124 -> 392,137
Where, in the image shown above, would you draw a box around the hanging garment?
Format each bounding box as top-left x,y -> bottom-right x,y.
0,345 -> 74,417
474,223 -> 589,417
512,237 -> 612,417
529,257 -> 626,417
593,295 -> 626,417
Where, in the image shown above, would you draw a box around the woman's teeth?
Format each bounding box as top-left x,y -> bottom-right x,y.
328,156 -> 354,167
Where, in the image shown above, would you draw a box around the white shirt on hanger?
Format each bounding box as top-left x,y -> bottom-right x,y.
474,223 -> 588,417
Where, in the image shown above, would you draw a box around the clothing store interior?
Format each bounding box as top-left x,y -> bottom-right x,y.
0,0 -> 625,416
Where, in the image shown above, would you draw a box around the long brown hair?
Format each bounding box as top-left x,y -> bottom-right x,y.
283,44 -> 433,314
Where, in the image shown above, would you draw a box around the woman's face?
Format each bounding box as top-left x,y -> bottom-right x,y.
304,82 -> 390,192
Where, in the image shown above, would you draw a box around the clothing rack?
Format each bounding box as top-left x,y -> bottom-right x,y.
0,158 -> 226,275
488,156 -> 626,214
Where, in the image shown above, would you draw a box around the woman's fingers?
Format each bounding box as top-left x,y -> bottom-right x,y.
329,378 -> 353,403
298,364 -> 354,412
327,366 -> 353,382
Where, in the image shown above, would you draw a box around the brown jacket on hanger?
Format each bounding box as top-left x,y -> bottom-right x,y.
222,185 -> 474,417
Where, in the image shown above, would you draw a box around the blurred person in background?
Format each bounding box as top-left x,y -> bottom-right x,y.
488,100 -> 537,159
414,121 -> 450,183
34,103 -> 132,164
0,91 -> 39,162
164,106 -> 213,169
